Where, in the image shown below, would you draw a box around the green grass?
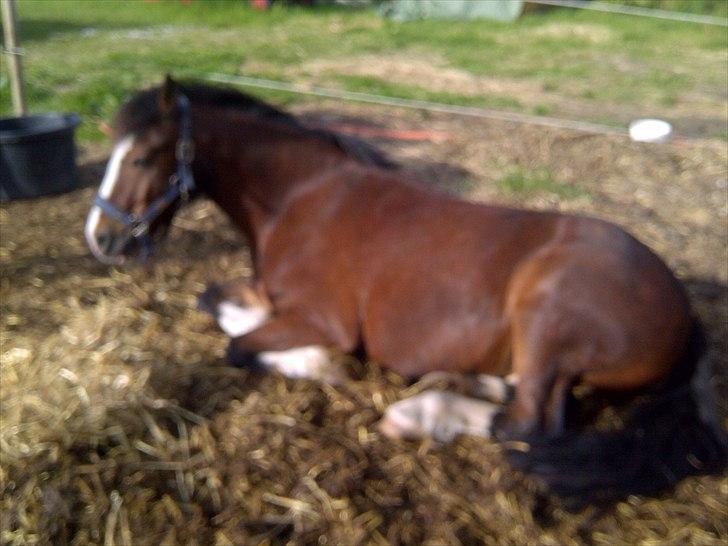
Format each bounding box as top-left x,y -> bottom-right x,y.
333,75 -> 523,109
602,0 -> 728,17
497,168 -> 589,199
532,104 -> 552,116
1,0 -> 725,143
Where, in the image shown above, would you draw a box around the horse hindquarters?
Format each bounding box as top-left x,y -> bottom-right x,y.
499,218 -> 695,435
502,321 -> 728,503
496,222 -> 726,500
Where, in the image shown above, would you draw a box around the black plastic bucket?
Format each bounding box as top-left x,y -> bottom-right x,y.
0,113 -> 82,202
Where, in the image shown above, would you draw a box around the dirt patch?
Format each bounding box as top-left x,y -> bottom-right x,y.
289,53 -> 727,138
1,104 -> 726,545
299,53 -> 545,99
532,22 -> 614,43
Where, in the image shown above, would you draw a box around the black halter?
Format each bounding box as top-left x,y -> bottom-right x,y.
93,94 -> 196,258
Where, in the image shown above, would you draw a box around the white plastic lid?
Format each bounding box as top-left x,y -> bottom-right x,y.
629,118 -> 672,143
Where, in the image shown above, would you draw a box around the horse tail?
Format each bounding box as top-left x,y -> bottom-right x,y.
503,320 -> 728,504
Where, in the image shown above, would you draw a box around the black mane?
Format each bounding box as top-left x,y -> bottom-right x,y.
182,83 -> 299,125
115,81 -> 395,169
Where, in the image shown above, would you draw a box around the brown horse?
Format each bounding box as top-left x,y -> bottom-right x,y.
85,77 -> 725,501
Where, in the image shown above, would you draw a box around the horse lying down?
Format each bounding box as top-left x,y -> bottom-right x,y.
85,77 -> 726,502
197,277 -> 516,443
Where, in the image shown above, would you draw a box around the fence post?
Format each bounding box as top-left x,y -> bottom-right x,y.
1,0 -> 26,115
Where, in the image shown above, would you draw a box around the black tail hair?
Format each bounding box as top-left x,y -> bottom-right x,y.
504,321 -> 727,506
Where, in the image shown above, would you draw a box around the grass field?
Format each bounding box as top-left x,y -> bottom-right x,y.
1,0 -> 726,141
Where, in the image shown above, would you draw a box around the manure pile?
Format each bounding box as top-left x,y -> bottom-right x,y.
2,112 -> 727,545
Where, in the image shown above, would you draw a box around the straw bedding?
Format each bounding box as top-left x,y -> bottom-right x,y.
1,107 -> 726,545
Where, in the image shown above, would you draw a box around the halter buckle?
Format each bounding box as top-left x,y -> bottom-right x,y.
176,139 -> 195,164
130,221 -> 150,238
180,183 -> 190,203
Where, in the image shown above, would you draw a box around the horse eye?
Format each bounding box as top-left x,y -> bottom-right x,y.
133,157 -> 153,168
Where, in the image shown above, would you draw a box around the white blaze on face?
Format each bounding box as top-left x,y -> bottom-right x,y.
84,136 -> 135,261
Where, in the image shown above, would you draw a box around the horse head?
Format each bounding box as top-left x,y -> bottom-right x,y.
85,75 -> 195,264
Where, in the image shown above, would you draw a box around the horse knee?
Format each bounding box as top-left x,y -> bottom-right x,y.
199,283 -> 271,337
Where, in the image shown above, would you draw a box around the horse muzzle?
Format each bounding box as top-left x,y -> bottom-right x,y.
85,226 -> 130,265
85,212 -> 154,265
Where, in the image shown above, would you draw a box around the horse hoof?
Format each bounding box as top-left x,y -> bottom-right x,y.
226,342 -> 266,372
377,416 -> 406,440
197,283 -> 223,315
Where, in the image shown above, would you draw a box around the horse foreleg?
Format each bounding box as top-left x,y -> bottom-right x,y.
198,278 -> 271,337
414,371 -> 518,404
226,312 -> 348,384
473,373 -> 518,404
378,390 -> 503,443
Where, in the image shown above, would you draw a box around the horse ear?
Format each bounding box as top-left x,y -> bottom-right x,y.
98,121 -> 113,137
159,74 -> 177,114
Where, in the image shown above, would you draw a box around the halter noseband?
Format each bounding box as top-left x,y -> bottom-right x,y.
93,94 -> 196,258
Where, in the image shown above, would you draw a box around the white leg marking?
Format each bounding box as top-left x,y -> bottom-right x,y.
85,136 -> 135,261
472,374 -> 516,404
216,301 -> 270,337
414,372 -> 518,404
378,390 -> 502,443
258,345 -> 344,383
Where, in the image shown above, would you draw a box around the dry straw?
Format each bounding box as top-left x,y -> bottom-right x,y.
2,110 -> 727,544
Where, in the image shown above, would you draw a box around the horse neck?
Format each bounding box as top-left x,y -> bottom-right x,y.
190,106 -> 348,254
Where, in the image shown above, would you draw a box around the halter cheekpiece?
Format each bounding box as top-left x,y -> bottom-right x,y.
93,94 -> 196,258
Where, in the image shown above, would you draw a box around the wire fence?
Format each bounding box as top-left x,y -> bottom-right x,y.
527,0 -> 728,27
206,73 -> 629,137
206,1 -> 726,140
